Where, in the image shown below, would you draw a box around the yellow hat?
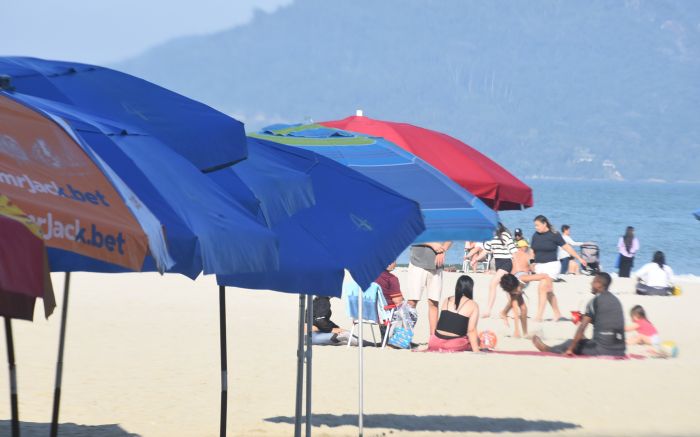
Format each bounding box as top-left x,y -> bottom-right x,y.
517,239 -> 529,248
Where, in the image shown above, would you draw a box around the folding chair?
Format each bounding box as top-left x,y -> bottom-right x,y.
343,280 -> 395,348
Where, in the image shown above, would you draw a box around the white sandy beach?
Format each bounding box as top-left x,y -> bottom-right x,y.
1,270 -> 699,437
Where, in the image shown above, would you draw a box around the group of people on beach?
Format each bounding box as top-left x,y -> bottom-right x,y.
393,215 -> 670,356
312,215 -> 674,356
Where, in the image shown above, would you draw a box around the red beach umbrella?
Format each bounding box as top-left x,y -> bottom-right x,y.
320,114 -> 533,211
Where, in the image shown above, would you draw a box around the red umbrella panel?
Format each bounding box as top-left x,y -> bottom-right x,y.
0,195 -> 55,321
320,115 -> 533,211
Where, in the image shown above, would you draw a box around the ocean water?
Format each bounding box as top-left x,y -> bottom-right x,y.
397,180 -> 700,275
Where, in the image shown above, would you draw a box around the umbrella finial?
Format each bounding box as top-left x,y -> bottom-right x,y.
355,109 -> 363,117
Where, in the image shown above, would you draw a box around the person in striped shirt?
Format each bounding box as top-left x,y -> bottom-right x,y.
473,223 -> 517,318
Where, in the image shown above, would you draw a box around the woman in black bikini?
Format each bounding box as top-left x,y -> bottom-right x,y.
427,275 -> 481,352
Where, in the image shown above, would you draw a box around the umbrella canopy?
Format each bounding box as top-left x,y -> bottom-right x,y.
695,209 -> 700,220
0,196 -> 55,321
320,115 -> 533,211
215,137 -> 426,295
0,57 -> 245,172
0,94 -> 170,271
252,124 -> 499,244
2,83 -> 280,278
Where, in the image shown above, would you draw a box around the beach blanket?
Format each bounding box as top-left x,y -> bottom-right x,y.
485,350 -> 646,360
414,349 -> 646,359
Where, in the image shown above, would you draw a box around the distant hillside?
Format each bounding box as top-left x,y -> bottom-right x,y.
117,0 -> 700,182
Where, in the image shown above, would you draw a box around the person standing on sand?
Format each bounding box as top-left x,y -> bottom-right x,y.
508,239 -> 556,322
531,216 -> 587,280
532,272 -> 626,357
530,215 -> 587,320
558,224 -> 587,276
618,226 -> 639,278
499,274 -> 529,338
473,223 -> 517,318
405,241 -> 452,335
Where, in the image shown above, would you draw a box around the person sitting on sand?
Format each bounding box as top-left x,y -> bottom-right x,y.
634,251 -> 675,296
499,274 -> 528,338
511,239 -> 558,322
427,275 -> 481,352
532,272 -> 626,357
625,305 -> 660,349
311,296 -> 353,345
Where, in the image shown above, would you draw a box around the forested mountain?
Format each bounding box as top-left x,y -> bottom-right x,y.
117,0 -> 700,181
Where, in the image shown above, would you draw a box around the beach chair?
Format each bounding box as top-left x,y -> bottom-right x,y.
463,252 -> 492,273
343,280 -> 395,348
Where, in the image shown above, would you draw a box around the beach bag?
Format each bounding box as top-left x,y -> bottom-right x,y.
388,326 -> 414,349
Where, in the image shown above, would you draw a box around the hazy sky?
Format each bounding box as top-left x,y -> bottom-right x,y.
2,0 -> 292,64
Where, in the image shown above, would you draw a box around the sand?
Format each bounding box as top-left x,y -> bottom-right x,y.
1,270 -> 698,437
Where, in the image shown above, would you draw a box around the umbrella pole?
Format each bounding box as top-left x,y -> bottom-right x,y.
50,271 -> 71,437
358,286 -> 364,437
4,317 -> 19,437
294,294 -> 305,437
218,286 -> 228,437
305,294 -> 313,437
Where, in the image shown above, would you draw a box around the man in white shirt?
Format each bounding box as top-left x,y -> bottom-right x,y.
557,225 -> 586,279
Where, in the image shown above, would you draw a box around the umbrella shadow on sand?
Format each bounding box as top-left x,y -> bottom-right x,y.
265,414 -> 581,433
0,421 -> 139,437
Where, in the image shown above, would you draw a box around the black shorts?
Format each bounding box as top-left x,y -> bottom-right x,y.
495,258 -> 513,272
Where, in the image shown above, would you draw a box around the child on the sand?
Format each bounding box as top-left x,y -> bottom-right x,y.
625,305 -> 659,348
499,274 -> 528,338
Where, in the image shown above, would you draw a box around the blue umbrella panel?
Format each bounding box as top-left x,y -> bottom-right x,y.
252,124 -> 499,243
215,137 -> 426,296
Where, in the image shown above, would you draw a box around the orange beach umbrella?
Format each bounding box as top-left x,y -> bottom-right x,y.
0,95 -> 150,271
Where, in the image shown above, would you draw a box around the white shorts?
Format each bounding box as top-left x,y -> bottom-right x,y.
534,261 -> 560,279
404,262 -> 443,302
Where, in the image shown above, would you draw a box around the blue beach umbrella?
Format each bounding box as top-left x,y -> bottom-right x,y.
6,91 -> 279,277
1,57 -> 431,437
0,57 -> 245,171
215,137 -> 425,295
213,137 -> 425,436
252,124 -> 499,243
694,209 -> 700,220
254,124 -> 500,436
1,58 -> 288,437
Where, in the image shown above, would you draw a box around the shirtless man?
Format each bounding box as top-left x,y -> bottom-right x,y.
506,239 -> 559,322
